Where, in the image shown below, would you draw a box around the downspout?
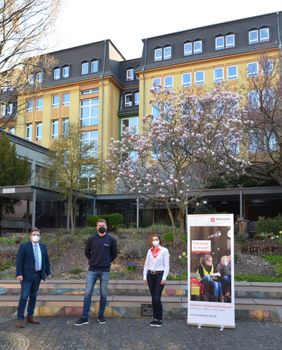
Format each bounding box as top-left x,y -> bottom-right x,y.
277,11 -> 282,49
142,39 -> 148,119
100,40 -> 107,192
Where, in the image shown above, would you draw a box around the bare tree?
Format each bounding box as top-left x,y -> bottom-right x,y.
241,51 -> 282,185
0,0 -> 60,127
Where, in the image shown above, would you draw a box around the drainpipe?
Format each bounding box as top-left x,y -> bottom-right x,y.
100,41 -> 107,193
277,12 -> 282,49
142,39 -> 148,120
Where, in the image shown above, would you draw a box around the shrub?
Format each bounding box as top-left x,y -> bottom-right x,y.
120,239 -> 148,259
256,215 -> 282,236
69,267 -> 84,274
78,226 -> 95,236
163,232 -> 173,242
86,213 -> 124,229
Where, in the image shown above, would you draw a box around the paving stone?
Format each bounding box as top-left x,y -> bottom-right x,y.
0,331 -> 30,350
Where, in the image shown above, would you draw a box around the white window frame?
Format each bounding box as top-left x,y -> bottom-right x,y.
163,46 -> 172,60
28,74 -> 34,85
226,34 -> 235,48
215,36 -> 224,50
36,72 -> 43,83
247,62 -> 258,77
134,92 -> 139,106
152,77 -> 161,91
124,93 -> 133,107
227,65 -> 238,80
121,116 -> 139,135
52,95 -> 60,108
80,98 -> 99,126
53,68 -> 61,80
26,123 -> 32,141
62,118 -> 69,136
213,67 -> 224,83
195,70 -> 205,85
36,122 -> 42,141
248,90 -> 260,109
36,98 -> 43,110
249,29 -> 258,44
260,27 -> 270,42
184,42 -> 192,56
154,48 -> 162,61
91,60 -> 99,73
126,68 -> 134,81
26,99 -> 33,112
262,59 -> 273,76
182,73 -> 192,87
81,62 -> 89,75
81,88 -> 99,95
164,76 -> 173,90
62,66 -> 70,78
80,131 -> 98,157
193,40 -> 202,54
63,93 -> 70,106
51,120 -> 59,139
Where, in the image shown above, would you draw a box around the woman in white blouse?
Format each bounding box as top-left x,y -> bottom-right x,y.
143,234 -> 170,327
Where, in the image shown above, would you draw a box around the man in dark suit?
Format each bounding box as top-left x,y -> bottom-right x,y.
16,227 -> 51,328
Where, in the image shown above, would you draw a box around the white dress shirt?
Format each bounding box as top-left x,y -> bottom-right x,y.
143,246 -> 170,280
32,242 -> 42,271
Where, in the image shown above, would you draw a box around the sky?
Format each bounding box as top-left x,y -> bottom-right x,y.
48,0 -> 282,59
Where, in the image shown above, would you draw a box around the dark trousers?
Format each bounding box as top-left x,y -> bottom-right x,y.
17,272 -> 41,320
147,271 -> 164,320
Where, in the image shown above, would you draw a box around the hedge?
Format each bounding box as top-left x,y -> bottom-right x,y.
86,213 -> 124,229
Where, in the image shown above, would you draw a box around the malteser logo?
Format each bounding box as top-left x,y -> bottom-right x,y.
211,217 -> 215,222
210,217 -> 230,223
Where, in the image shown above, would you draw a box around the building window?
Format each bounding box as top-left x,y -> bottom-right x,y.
62,65 -> 70,78
80,98 -> 99,126
249,29 -> 258,44
213,67 -> 224,83
226,34 -> 235,48
262,59 -> 273,76
26,123 -> 32,141
184,42 -> 192,56
152,77 -> 161,91
163,46 -> 172,60
215,36 -> 224,50
36,98 -> 43,110
26,99 -> 33,112
9,127 -> 15,135
81,62 -> 89,75
126,68 -> 134,81
53,67 -> 61,80
193,40 -> 202,54
28,74 -> 34,85
124,93 -> 133,107
164,76 -> 173,89
36,122 -> 42,141
63,93 -> 70,106
121,117 -> 139,135
182,73 -> 192,87
51,120 -> 59,139
80,165 -> 96,190
80,131 -> 98,157
227,65 -> 238,80
247,62 -> 258,77
260,27 -> 270,42
36,72 -> 43,83
81,88 -> 99,95
62,118 -> 69,136
195,71 -> 204,85
91,60 -> 99,73
248,91 -> 260,109
154,48 -> 162,61
52,95 -> 60,107
152,105 -> 160,119
134,92 -> 139,106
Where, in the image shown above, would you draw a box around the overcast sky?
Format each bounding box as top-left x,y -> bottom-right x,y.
48,0 -> 282,59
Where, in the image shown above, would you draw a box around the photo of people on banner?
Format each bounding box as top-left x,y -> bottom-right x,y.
190,226 -> 232,303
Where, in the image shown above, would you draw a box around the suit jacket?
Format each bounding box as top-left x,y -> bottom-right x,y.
16,241 -> 51,281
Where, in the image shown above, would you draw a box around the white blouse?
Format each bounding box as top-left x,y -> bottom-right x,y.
143,246 -> 170,281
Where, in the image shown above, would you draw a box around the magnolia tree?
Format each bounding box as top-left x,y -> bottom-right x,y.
241,53 -> 282,185
107,85 -> 248,244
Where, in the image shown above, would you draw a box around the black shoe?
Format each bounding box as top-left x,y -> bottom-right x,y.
74,318 -> 89,326
97,317 -> 106,325
155,320 -> 163,327
150,319 -> 158,327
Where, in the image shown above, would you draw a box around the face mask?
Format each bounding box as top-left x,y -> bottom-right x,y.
98,227 -> 106,234
152,240 -> 159,247
31,236 -> 40,243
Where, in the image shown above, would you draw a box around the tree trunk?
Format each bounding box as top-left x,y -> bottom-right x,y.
164,200 -> 180,245
66,196 -> 70,233
69,192 -> 75,235
177,206 -> 185,235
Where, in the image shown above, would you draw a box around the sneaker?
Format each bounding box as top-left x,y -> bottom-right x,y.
74,318 -> 89,326
150,319 -> 158,327
97,317 -> 106,325
155,320 -> 163,327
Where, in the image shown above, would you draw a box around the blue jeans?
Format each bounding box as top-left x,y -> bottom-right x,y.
201,275 -> 222,302
17,273 -> 41,320
82,271 -> 110,319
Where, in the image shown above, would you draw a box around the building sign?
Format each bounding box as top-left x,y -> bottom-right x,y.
2,188 -> 15,194
187,214 -> 235,329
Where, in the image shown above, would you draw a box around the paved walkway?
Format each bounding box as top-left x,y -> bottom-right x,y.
0,317 -> 281,350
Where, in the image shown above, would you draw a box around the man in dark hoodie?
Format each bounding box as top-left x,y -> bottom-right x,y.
75,219 -> 117,326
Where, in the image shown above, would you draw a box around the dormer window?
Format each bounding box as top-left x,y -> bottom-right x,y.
91,60 -> 99,73
126,68 -> 134,81
53,67 -> 61,80
163,46 -> 172,60
125,93 -> 133,107
249,29 -> 258,44
28,74 -> 34,85
226,34 -> 235,48
184,42 -> 192,56
154,48 -> 162,61
81,62 -> 89,75
62,65 -> 70,78
36,72 -> 43,83
260,27 -> 270,42
215,34 -> 235,50
193,40 -> 202,54
215,36 -> 224,50
248,27 -> 269,44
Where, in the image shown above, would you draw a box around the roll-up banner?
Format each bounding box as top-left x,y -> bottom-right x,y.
187,214 -> 235,329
